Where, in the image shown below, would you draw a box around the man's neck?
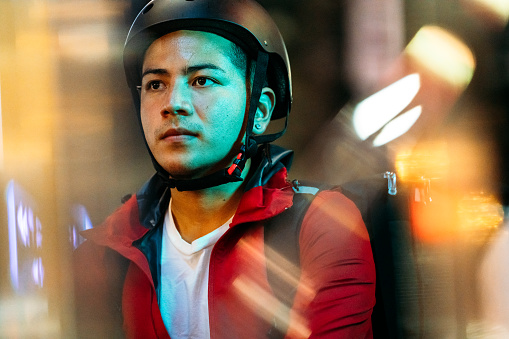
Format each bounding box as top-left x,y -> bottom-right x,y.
169,160 -> 251,243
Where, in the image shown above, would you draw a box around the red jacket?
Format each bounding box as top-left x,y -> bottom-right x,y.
73,146 -> 375,338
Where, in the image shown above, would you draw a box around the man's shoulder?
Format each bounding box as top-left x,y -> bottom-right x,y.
264,181 -> 363,244
290,181 -> 357,217
78,193 -> 148,248
291,182 -> 369,242
94,193 -> 140,229
312,189 -> 362,217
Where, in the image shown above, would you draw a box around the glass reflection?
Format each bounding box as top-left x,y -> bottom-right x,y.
6,180 -> 44,292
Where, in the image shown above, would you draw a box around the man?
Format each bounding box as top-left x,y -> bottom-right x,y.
73,0 -> 376,338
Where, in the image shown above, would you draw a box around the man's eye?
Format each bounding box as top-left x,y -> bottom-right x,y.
193,77 -> 214,87
146,81 -> 165,91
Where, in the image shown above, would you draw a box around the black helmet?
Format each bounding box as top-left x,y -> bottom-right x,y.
123,0 -> 292,190
124,0 -> 292,120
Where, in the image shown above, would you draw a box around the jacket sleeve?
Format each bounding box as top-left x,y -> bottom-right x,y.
287,190 -> 376,338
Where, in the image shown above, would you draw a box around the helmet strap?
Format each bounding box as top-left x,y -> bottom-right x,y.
244,51 -> 269,148
252,112 -> 288,144
246,51 -> 289,145
160,166 -> 242,191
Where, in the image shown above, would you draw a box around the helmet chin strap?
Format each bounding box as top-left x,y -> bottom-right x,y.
159,51 -> 269,191
157,140 -> 258,191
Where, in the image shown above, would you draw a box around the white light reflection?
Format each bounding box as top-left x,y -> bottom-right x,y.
32,258 -> 44,288
6,180 -> 44,292
70,204 -> 93,250
353,73 -> 421,141
0,73 -> 3,170
469,0 -> 509,24
7,181 -> 19,290
233,276 -> 311,338
57,24 -> 111,61
406,26 -> 476,88
373,105 -> 422,146
231,238 -> 314,338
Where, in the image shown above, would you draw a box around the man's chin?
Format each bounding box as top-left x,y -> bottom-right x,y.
160,158 -> 234,180
163,164 -> 214,180
166,169 -> 204,180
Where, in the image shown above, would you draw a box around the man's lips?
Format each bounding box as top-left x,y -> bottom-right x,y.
159,128 -> 198,141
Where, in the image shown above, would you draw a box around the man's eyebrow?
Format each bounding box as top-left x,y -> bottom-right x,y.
186,63 -> 226,74
141,64 -> 226,79
141,68 -> 168,79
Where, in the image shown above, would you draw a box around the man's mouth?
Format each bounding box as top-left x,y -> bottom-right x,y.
160,128 -> 198,141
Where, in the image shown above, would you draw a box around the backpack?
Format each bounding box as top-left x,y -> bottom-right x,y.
264,177 -> 409,339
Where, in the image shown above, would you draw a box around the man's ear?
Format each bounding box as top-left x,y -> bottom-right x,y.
252,87 -> 275,135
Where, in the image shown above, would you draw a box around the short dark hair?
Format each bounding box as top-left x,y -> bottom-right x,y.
227,42 -> 253,81
227,42 -> 268,88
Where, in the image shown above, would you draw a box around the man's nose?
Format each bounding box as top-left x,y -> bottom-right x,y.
161,81 -> 192,116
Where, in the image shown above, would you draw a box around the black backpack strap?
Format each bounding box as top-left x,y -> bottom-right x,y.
264,180 -> 331,338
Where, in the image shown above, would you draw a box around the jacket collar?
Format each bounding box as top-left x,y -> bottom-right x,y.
81,144 -> 295,246
136,144 -> 294,230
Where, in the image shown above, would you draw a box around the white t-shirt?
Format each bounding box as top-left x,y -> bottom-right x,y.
159,201 -> 231,339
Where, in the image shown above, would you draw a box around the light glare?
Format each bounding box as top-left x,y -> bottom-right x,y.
0,73 -> 3,170
470,0 -> 509,22
373,105 -> 422,146
353,73 -> 421,141
405,26 -> 476,88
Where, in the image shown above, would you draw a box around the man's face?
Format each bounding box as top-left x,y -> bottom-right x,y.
140,30 -> 248,179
